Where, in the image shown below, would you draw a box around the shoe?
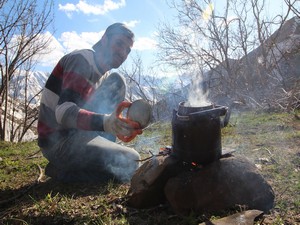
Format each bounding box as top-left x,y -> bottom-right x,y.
45,163 -> 76,182
45,162 -> 64,180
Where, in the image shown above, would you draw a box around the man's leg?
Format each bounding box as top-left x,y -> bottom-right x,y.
82,131 -> 140,182
43,130 -> 140,182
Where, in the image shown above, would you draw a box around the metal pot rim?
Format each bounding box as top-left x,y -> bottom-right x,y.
178,101 -> 214,115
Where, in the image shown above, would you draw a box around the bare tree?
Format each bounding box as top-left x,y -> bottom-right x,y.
284,0 -> 300,17
157,0 -> 249,102
119,53 -> 171,120
0,0 -> 54,141
157,0 -> 299,110
119,53 -> 163,105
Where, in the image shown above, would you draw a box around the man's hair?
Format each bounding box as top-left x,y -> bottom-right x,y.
104,23 -> 134,41
92,23 -> 134,51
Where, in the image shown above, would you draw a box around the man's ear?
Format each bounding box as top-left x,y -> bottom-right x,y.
102,34 -> 109,45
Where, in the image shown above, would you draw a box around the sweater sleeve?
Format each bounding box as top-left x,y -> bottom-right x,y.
55,51 -> 105,131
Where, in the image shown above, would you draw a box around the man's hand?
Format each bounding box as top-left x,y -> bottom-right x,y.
103,105 -> 142,142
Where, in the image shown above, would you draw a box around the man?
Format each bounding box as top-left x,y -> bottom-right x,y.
38,23 -> 142,183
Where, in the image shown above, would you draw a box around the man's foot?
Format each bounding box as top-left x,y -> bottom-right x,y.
45,163 -> 66,181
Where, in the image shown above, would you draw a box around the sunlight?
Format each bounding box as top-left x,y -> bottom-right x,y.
202,3 -> 214,21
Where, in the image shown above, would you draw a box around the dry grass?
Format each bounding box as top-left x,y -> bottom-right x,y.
0,111 -> 299,225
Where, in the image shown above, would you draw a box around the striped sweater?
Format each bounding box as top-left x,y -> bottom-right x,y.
38,49 -> 107,148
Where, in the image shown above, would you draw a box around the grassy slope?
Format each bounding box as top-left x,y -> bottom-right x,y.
0,111 -> 299,225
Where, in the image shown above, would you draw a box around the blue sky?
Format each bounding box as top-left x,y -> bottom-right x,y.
37,0 -> 175,73
37,0 -> 292,75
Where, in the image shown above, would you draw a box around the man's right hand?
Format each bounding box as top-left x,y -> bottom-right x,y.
103,110 -> 142,139
104,111 -> 130,137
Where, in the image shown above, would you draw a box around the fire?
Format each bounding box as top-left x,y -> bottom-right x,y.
159,146 -> 172,153
188,161 -> 203,171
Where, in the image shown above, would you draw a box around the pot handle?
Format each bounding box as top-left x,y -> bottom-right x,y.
176,106 -> 231,127
175,113 -> 190,121
189,105 -> 228,117
221,107 -> 231,127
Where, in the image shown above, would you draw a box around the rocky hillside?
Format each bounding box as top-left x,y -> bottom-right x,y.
154,16 -> 300,120
212,17 -> 299,108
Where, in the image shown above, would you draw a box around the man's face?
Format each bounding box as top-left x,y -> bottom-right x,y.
103,34 -> 133,69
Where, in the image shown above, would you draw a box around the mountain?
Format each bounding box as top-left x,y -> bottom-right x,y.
10,71 -> 49,104
154,16 -> 300,120
0,71 -> 48,142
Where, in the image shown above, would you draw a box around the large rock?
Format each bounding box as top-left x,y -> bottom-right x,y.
164,155 -> 275,215
127,155 -> 182,208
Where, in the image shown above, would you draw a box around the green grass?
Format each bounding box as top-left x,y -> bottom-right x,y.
0,111 -> 299,224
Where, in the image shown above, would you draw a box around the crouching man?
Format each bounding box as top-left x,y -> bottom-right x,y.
37,23 -> 141,183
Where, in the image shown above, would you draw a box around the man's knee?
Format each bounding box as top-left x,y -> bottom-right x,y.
107,72 -> 126,98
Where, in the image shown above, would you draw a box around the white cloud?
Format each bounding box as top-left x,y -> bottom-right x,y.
59,0 -> 126,17
35,31 -> 102,69
37,24 -> 156,70
123,20 -> 140,28
59,31 -> 103,52
59,2 -> 77,12
134,37 -> 157,51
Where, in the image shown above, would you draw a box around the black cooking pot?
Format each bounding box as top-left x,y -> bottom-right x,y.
172,101 -> 229,165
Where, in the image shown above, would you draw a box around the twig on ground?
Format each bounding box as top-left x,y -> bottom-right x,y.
264,147 -> 278,164
264,147 -> 273,156
135,155 -> 155,162
277,186 -> 289,199
26,149 -> 42,159
36,164 -> 45,183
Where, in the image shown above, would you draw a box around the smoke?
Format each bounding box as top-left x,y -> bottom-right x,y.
187,72 -> 211,107
105,150 -> 140,183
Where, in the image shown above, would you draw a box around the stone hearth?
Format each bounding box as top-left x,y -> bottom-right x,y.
127,151 -> 275,216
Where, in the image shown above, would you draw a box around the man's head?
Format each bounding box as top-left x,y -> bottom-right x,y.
104,23 -> 134,41
93,23 -> 134,71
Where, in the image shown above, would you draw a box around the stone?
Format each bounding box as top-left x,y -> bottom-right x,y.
199,209 -> 264,225
127,154 -> 182,208
164,156 -> 275,215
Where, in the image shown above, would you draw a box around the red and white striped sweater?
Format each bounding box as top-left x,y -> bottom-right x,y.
37,49 -> 107,148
